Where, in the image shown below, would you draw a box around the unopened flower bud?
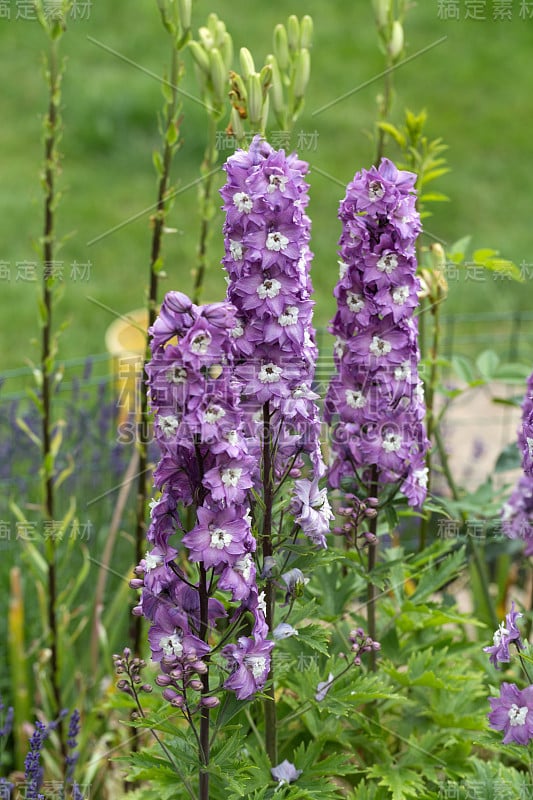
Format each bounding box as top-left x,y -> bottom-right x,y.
300,15 -> 313,49
388,20 -> 404,61
123,647 -> 131,658
162,688 -> 184,707
178,0 -> 191,32
239,47 -> 256,81
191,660 -> 208,675
230,106 -> 245,141
372,0 -> 391,30
366,497 -> 379,507
365,508 -> 378,519
209,48 -> 227,106
247,72 -> 263,126
156,675 -> 172,687
142,684 -> 153,693
287,15 -> 300,52
220,32 -> 234,71
267,54 -> 284,114
131,605 -> 143,616
198,25 -> 214,50
273,24 -> 290,70
188,679 -> 204,691
188,40 -> 210,74
200,696 -> 220,708
293,48 -> 310,100
129,578 -> 144,590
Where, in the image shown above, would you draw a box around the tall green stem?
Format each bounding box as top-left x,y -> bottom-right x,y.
192,114 -> 218,305
41,31 -> 66,761
198,563 -> 211,800
367,466 -> 379,672
262,401 -> 277,765
374,53 -> 393,165
418,297 -> 441,551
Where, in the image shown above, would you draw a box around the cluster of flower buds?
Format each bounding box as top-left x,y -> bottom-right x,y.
133,292 -> 272,704
267,15 -> 313,131
333,493 -> 379,546
113,647 -> 153,700
188,13 -> 233,117
349,627 -> 381,667
220,135 -> 326,522
325,158 -> 429,506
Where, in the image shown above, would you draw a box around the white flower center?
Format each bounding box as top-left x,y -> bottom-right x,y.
158,415 -> 179,438
382,432 -> 402,453
268,174 -> 288,193
334,337 -> 345,359
259,363 -> 282,383
392,285 -> 409,305
394,361 -> 411,380
203,404 -> 226,424
257,591 -> 267,614
166,365 -> 187,384
413,467 -> 428,489
257,278 -> 282,299
210,528 -> 232,550
230,240 -> 243,260
233,192 -> 252,213
225,430 -> 239,445
266,231 -> 289,252
278,306 -> 299,327
190,331 -> 211,354
508,704 -> 528,727
370,336 -> 392,357
527,437 -> 533,457
231,321 -> 244,338
368,179 -> 385,200
244,655 -> 266,679
221,467 -> 242,487
338,260 -> 348,278
345,389 -> 366,409
346,292 -> 364,313
377,253 -> 398,274
144,551 -> 163,572
494,623 -> 510,647
235,554 -> 252,581
160,630 -> 183,657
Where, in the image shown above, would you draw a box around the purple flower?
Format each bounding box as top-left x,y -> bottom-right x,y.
223,636 -> 274,699
182,506 -> 254,568
315,672 -> 335,702
502,372 -> 533,553
488,682 -> 533,744
483,602 -> 524,668
290,478 -> 334,548
326,158 -> 428,505
271,759 -> 303,785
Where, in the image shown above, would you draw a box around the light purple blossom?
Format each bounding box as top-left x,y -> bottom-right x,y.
483,602 -> 524,668
223,636 -> 275,699
315,672 -> 335,702
502,372 -> 533,553
271,760 -> 303,785
488,682 -> 533,745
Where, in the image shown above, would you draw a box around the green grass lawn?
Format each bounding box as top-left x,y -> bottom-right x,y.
1,0 -> 532,376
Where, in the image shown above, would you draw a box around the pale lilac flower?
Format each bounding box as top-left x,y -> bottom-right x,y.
273,623 -> 299,640
271,760 -> 303,785
484,602 -> 524,668
223,636 -> 275,699
315,672 -> 335,702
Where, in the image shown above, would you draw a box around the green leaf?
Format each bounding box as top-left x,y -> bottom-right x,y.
494,442 -> 521,473
450,354 -> 475,384
475,349 -> 500,380
367,764 -> 427,800
493,361 -> 532,382
377,122 -> 406,148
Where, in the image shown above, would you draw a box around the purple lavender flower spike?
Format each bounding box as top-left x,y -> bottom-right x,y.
488,682 -> 533,744
325,158 -> 428,505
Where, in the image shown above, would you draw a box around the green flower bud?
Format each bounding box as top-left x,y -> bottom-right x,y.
177,0 -> 191,32
287,15 -> 300,52
300,15 -> 313,49
220,31 -> 234,71
209,47 -> 227,106
198,25 -> 214,50
266,55 -> 284,113
293,48 -> 310,100
239,47 -> 256,81
273,24 -> 290,71
188,40 -> 210,74
372,0 -> 391,30
259,63 -> 272,91
247,72 -> 263,126
213,17 -> 227,48
260,93 -> 270,134
388,20 -> 404,61
230,106 -> 245,142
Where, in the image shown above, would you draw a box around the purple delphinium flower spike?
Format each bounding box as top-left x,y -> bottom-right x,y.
488,682 -> 533,745
134,292 -> 271,705
220,135 -> 328,539
325,158 -> 428,505
502,373 -> 533,554
483,601 -> 524,668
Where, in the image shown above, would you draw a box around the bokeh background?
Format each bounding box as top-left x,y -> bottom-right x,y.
1,0 -> 533,374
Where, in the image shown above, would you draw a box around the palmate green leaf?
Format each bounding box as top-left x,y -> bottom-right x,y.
366,764 -> 426,800
292,622 -> 330,656
409,547 -> 466,602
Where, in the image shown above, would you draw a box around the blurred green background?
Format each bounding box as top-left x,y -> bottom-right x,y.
1,0 -> 532,373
